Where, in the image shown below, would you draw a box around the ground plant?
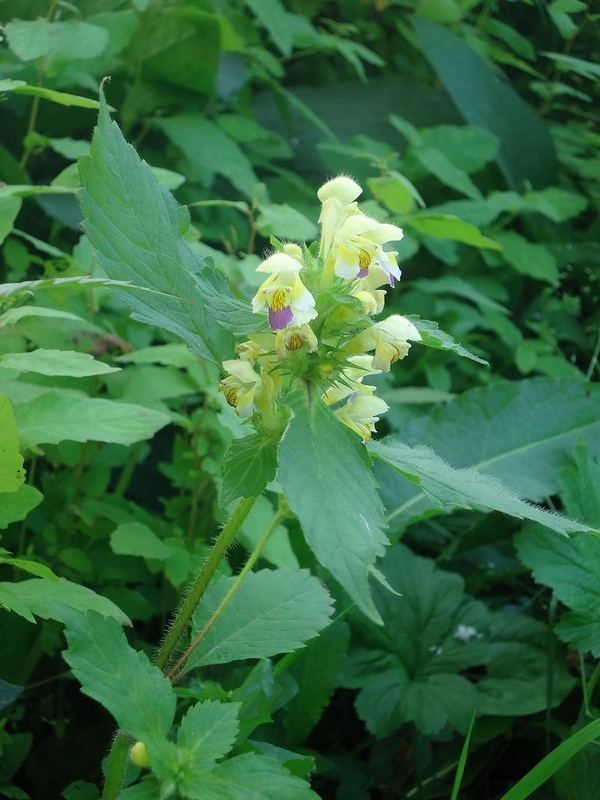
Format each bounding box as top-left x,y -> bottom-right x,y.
0,1 -> 599,799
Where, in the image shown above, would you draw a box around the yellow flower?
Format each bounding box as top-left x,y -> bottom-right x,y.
275,323 -> 318,360
317,175 -> 362,261
334,391 -> 390,442
345,314 -> 421,372
219,359 -> 263,418
330,214 -> 403,286
251,253 -> 317,331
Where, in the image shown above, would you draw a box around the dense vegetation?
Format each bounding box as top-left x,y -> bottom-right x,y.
0,1 -> 599,799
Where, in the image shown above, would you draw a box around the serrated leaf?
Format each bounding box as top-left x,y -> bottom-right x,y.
79,95 -> 243,365
0,578 -> 130,625
379,378 -> 600,531
278,387 -> 388,623
408,315 -> 488,364
187,568 -> 333,668
372,439 -> 594,536
343,544 -> 573,737
14,392 -> 170,449
0,349 -> 120,377
0,394 -> 25,493
515,526 -> 600,655
0,485 -> 43,529
62,610 -> 175,741
414,147 -> 483,200
177,701 -> 240,766
493,230 -> 559,284
221,433 -> 278,508
213,753 -> 319,800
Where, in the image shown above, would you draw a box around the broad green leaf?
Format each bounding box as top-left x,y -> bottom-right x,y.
177,701 -> 240,766
492,231 -> 559,284
0,485 -> 42,529
14,392 -> 170,449
409,315 -> 488,364
523,187 -> 587,222
284,620 -> 350,744
187,568 -> 333,668
343,545 -> 573,737
0,554 -> 57,581
0,349 -> 120,377
414,18 -> 556,189
156,114 -> 259,199
213,752 -> 319,800
62,610 -> 175,741
79,96 -> 242,365
515,526 -> 600,655
406,214 -> 502,249
220,433 -> 278,508
414,147 -> 483,200
255,204 -> 317,241
0,579 -> 130,626
419,124 -> 499,174
378,379 -> 600,530
245,0 -> 294,56
0,195 -> 21,245
0,275 -> 176,305
558,442 -> 600,528
367,172 -> 425,213
278,388 -> 388,623
110,522 -> 171,561
0,394 -> 25,493
4,19 -> 108,71
372,439 -> 594,536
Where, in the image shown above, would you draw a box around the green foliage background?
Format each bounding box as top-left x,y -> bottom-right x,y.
0,1 -> 599,799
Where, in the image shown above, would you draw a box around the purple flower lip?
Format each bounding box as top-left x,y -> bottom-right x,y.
269,305 -> 294,330
357,267 -> 369,279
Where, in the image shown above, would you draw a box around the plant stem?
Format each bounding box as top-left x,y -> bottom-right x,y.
101,732 -> 131,800
168,505 -> 286,682
154,495 -> 256,671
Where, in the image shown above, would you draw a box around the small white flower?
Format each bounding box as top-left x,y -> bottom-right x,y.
454,624 -> 481,642
251,253 -> 317,331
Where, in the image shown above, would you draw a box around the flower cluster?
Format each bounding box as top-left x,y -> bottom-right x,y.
219,176 -> 421,441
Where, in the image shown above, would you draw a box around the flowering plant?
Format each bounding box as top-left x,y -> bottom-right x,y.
220,176 -> 421,442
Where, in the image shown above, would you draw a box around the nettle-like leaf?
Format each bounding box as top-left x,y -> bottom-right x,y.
0,349 -> 121,377
0,578 -> 129,625
378,378 -> 600,531
62,610 -> 175,742
78,93 -> 256,365
0,394 -> 25,493
220,432 -> 279,509
186,568 -> 333,669
371,439 -> 593,536
278,388 -> 388,623
342,544 -> 574,738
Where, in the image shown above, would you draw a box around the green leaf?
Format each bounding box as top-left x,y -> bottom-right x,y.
78,95 -> 238,365
14,392 -> 170,449
408,315 -> 488,364
220,433 -> 279,508
284,620 -> 350,744
239,496 -> 299,570
515,526 -> 600,655
406,213 -> 502,249
255,204 -> 317,241
0,579 -> 130,626
372,439 -> 593,536
156,114 -> 259,198
9,84 -> 104,109
414,147 -> 483,199
558,442 -> 600,527
278,387 -> 388,623
379,379 -> 600,530
0,485 -> 43,529
110,522 -> 171,561
541,51 -> 600,80
187,568 -> 333,668
0,554 -> 57,581
492,231 -> 559,285
343,544 -> 573,738
419,124 -> 499,174
0,349 -> 120,377
62,610 -> 175,741
177,701 -> 240,766
0,394 -> 25,493
0,195 -> 22,245
213,752 -> 319,800
497,717 -> 600,800
413,18 -> 556,189
245,0 -> 294,56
